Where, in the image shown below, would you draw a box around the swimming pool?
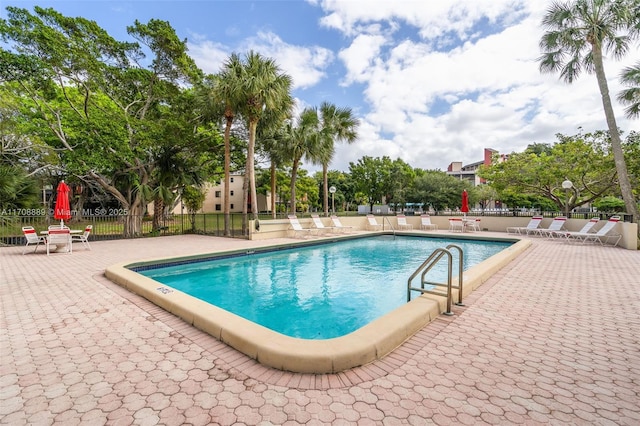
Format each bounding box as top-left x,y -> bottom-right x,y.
136,235 -> 511,339
106,233 -> 531,373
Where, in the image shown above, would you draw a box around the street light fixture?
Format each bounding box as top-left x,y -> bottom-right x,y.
329,186 -> 336,214
562,179 -> 573,218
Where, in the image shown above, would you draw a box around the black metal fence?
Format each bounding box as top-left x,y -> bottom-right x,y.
0,213 -> 250,246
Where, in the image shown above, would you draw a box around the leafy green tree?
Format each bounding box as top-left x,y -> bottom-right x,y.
0,164 -> 40,215
349,156 -> 390,212
474,184 -> 499,211
407,170 -> 469,212
0,7 -> 204,236
317,102 -> 359,216
294,171 -> 319,213
385,158 -> 415,212
538,0 -> 640,222
181,185 -> 206,231
479,132 -> 617,212
314,170 -> 353,213
594,196 -> 625,212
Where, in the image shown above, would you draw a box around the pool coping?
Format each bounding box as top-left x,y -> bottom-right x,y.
105,233 -> 531,374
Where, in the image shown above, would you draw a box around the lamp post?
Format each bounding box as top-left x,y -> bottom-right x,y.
562,179 -> 572,218
329,186 -> 336,214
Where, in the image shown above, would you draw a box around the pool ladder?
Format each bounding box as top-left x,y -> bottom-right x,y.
407,244 -> 464,315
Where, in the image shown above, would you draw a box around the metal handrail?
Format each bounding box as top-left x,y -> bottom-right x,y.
446,244 -> 464,306
407,244 -> 464,315
383,216 -> 396,237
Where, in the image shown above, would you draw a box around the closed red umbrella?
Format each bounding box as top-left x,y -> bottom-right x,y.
461,190 -> 469,217
54,180 -> 72,227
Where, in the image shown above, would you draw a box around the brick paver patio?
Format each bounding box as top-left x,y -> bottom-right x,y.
1,233 -> 639,425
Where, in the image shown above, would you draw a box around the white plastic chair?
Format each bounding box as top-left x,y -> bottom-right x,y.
46,228 -> 72,255
72,224 -> 92,250
465,218 -> 481,232
22,226 -> 45,254
448,218 -> 465,232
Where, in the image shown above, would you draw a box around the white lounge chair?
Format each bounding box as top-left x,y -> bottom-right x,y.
22,226 -> 45,254
366,215 -> 383,231
506,216 -> 543,234
396,214 -> 413,230
420,214 -> 438,230
287,215 -> 318,238
46,228 -> 72,255
72,224 -> 92,250
565,217 -> 622,246
532,216 -> 567,237
330,215 -> 353,233
547,218 -> 599,239
310,214 -> 337,234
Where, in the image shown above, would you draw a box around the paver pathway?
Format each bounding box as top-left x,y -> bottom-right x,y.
1,234 -> 639,425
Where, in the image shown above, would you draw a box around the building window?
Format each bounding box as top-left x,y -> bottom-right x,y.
215,191 -> 221,198
215,204 -> 221,211
230,190 -> 234,196
230,177 -> 234,183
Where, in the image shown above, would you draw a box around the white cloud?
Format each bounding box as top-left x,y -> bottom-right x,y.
188,31 -> 334,90
242,32 -> 335,90
186,39 -> 229,74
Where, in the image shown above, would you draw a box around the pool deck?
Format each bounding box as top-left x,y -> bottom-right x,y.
2,232 -> 639,425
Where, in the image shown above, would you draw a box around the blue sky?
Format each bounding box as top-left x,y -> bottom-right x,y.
2,0 -> 639,173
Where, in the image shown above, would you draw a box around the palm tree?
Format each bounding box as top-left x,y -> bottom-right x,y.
206,54 -> 245,236
258,120 -> 291,218
318,102 -> 360,216
238,51 -> 293,224
618,62 -> 640,118
284,108 -> 321,214
538,0 -> 640,223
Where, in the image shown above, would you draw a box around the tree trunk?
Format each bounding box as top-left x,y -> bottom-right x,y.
248,120 -> 259,223
323,163 -> 329,216
242,161 -> 249,236
592,43 -> 640,224
290,159 -> 299,214
223,115 -> 232,237
270,161 -> 277,219
152,198 -> 162,231
123,203 -> 143,237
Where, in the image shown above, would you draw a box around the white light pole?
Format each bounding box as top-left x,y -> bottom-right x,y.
562,179 -> 573,218
329,186 -> 336,214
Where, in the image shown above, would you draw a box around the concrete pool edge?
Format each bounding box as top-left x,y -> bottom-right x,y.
104,236 -> 532,374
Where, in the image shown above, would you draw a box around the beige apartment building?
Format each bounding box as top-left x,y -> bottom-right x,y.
199,172 -> 271,214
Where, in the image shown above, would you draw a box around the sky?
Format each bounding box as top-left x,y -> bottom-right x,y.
2,0 -> 639,173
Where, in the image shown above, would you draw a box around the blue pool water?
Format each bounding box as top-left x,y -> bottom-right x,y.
138,235 -> 511,339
